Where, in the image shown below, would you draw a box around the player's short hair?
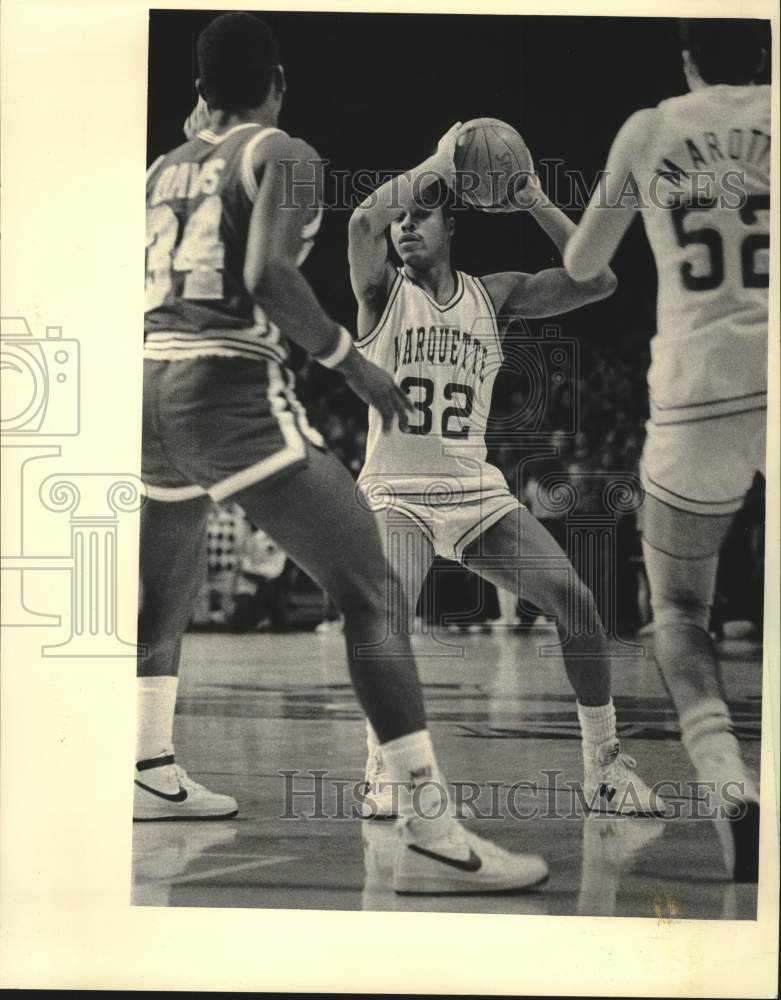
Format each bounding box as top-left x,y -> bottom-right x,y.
197,12 -> 280,111
679,18 -> 764,85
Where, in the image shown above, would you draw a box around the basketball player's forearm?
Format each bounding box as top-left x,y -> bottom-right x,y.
354,150 -> 452,235
251,259 -> 343,356
563,225 -> 605,282
563,200 -> 631,282
563,115 -> 646,281
527,195 -> 577,256
533,196 -> 616,283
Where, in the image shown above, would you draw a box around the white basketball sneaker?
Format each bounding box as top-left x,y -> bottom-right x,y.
394,819 -> 549,895
577,814 -> 667,916
582,813 -> 667,870
133,752 -> 238,821
360,818 -> 400,911
360,723 -> 398,819
583,739 -> 667,817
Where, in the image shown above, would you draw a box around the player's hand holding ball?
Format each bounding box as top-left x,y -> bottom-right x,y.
435,121 -> 469,189
453,118 -> 538,213
508,169 -> 544,212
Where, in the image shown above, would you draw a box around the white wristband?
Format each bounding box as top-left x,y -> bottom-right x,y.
315,326 -> 353,369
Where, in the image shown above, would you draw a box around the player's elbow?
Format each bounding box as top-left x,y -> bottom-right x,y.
243,258 -> 268,301
563,240 -> 597,283
564,254 -> 613,291
567,268 -> 617,304
589,268 -> 618,300
244,255 -> 295,304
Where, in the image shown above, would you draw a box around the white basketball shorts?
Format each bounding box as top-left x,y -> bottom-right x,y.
357,463 -> 521,563
640,408 -> 766,517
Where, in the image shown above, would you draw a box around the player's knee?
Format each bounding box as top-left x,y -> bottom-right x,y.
651,588 -> 711,631
334,562 -> 410,629
138,590 -> 190,646
544,575 -> 600,627
137,605 -> 165,647
643,545 -> 717,633
568,580 -> 605,633
330,562 -> 388,619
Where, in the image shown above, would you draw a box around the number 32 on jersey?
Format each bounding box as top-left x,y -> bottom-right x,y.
401,376 -> 474,439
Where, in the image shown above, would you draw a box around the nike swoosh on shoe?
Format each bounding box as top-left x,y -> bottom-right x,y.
407,843 -> 482,872
599,783 -> 617,803
134,779 -> 188,803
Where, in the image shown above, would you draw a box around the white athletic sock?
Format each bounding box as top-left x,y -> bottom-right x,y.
680,698 -> 747,789
496,588 -> 518,621
380,729 -> 451,841
577,701 -> 617,765
366,719 -> 381,762
136,675 -> 179,764
368,720 -> 446,779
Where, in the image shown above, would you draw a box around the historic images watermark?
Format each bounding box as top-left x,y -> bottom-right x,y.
277,160 -> 765,214
278,769 -> 756,822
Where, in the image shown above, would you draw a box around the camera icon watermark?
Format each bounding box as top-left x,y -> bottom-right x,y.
1,317 -> 80,436
487,322 -> 578,446
1,315 -> 142,656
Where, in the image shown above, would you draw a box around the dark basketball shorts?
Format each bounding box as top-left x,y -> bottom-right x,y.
142,356 -> 325,503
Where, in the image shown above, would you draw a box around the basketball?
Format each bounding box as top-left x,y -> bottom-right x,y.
454,118 -> 534,212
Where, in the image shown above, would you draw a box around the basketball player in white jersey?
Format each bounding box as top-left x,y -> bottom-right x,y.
348,125 -> 664,818
564,19 -> 768,880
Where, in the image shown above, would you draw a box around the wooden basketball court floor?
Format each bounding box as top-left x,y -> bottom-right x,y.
132,626 -> 762,918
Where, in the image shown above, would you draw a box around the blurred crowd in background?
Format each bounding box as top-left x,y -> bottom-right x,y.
190,333 -> 765,642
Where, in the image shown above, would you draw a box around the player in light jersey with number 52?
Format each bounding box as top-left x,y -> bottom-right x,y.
564,19 -> 769,881
349,125 -> 664,819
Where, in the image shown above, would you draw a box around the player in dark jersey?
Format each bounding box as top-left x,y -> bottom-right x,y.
138,12 -> 549,894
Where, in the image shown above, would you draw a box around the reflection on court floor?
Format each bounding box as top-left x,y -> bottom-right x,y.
132,629 -> 761,919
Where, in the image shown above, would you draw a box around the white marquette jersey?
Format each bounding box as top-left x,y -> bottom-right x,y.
357,268 -> 504,491
634,85 -> 770,424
